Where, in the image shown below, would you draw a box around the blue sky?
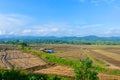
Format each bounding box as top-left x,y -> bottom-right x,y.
0,0 -> 120,36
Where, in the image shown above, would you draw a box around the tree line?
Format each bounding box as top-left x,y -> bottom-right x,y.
0,38 -> 120,45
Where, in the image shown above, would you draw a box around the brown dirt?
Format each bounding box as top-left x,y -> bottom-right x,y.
30,44 -> 88,61
5,50 -> 47,69
34,65 -> 75,78
93,49 -> 120,61
34,65 -> 120,80
99,73 -> 120,80
0,44 -> 120,80
102,48 -> 120,55
89,49 -> 120,70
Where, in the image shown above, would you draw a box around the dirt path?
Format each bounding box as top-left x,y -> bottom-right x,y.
0,52 -> 6,68
2,52 -> 8,68
1,50 -> 11,68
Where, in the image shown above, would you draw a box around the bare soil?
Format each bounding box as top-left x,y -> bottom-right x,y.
34,65 -> 75,78
5,50 -> 47,69
99,73 -> 120,80
0,44 -> 120,80
102,48 -> 120,55
89,49 -> 120,70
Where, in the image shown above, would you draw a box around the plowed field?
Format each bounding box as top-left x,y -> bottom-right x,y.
0,44 -> 120,80
0,49 -> 47,69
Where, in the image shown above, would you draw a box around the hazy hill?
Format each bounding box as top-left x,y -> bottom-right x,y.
0,35 -> 120,45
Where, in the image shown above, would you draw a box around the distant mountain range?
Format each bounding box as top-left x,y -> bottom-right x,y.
0,35 -> 120,42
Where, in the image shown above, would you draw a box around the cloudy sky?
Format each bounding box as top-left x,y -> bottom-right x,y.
0,0 -> 120,37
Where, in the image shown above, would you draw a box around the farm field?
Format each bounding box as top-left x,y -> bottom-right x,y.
29,44 -> 120,69
0,44 -> 120,80
29,44 -> 88,60
34,65 -> 74,78
0,45 -> 47,69
29,44 -> 120,80
0,44 -> 75,78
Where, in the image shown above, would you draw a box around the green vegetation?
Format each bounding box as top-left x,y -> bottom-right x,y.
74,58 -> 98,80
93,66 -> 120,75
18,42 -> 28,49
0,36 -> 120,45
1,43 -> 120,80
0,69 -> 47,80
21,47 -> 120,75
0,69 -> 70,80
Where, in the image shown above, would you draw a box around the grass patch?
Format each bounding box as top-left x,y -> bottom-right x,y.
93,66 -> 120,75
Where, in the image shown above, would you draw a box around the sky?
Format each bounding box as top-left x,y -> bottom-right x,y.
0,0 -> 120,37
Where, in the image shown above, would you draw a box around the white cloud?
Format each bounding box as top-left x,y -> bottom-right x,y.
0,14 -> 33,27
0,30 -> 5,35
103,28 -> 120,36
0,14 -> 99,36
22,29 -> 32,33
0,13 -> 119,37
0,14 -> 35,35
51,28 -> 59,32
0,14 -> 27,27
8,32 -> 15,35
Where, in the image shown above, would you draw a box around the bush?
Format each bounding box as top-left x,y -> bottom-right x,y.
0,69 -> 70,80
74,58 -> 99,80
0,69 -> 49,80
0,69 -> 28,80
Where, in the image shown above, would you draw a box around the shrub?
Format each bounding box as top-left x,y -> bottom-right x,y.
74,58 -> 99,80
0,69 -> 70,80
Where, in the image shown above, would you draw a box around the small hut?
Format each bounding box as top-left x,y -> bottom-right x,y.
40,48 -> 54,53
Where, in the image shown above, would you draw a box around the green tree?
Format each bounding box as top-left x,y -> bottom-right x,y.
74,58 -> 99,80
18,42 -> 28,49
